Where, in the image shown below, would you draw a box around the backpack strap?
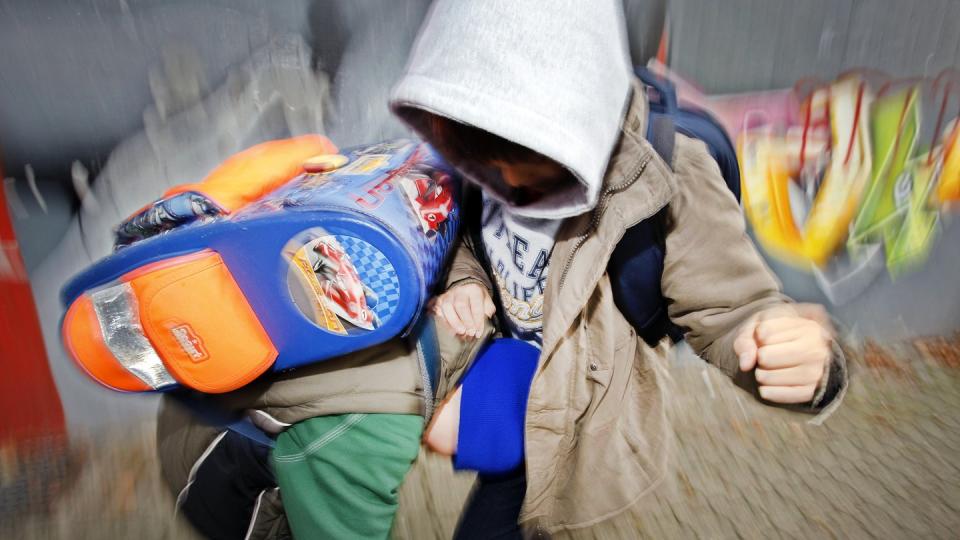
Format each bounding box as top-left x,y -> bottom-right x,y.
411,315 -> 442,422
620,66 -> 739,344
647,113 -> 676,171
462,184 -> 511,333
637,66 -> 677,171
170,392 -> 277,448
607,70 -> 686,346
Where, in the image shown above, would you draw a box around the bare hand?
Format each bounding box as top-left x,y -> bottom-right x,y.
431,282 -> 496,338
733,304 -> 834,404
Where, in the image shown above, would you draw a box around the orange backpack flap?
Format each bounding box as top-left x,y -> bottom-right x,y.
164,135 -> 338,213
125,251 -> 277,393
62,251 -> 278,393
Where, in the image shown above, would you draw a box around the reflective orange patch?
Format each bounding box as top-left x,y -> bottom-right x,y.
62,295 -> 151,392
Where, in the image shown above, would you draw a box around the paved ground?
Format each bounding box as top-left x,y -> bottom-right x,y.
3,335 -> 959,539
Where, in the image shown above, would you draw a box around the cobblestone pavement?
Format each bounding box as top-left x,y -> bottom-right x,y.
4,338 -> 959,539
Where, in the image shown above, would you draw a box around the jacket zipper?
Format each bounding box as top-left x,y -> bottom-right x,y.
557,154 -> 654,291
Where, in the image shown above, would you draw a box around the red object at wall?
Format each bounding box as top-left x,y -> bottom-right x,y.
0,165 -> 66,450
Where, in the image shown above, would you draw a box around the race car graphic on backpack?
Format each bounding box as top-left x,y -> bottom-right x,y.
307,236 -> 380,331
399,166 -> 454,237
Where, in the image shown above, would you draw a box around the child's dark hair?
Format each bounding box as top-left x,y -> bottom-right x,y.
424,113 -> 549,165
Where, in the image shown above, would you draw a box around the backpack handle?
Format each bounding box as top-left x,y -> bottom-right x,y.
635,67 -> 678,114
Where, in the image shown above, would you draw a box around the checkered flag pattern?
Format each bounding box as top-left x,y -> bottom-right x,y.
337,235 -> 401,322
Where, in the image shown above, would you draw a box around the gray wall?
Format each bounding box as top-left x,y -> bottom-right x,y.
0,0 -> 310,269
670,0 -> 960,94
0,0 -> 663,182
0,0 -> 312,178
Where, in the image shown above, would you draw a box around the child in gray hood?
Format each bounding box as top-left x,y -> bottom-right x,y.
390,0 -> 847,535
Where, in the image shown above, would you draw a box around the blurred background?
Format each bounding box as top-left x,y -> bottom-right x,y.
1,0 -> 958,538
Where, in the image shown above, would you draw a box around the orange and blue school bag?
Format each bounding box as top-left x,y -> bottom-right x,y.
60,136 -> 460,395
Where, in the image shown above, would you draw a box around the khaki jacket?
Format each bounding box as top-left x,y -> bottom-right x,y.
446,81 -> 848,532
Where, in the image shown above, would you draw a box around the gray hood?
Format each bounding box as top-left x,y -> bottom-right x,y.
390,0 -> 634,219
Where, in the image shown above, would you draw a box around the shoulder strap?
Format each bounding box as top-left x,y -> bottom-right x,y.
170,392 -> 277,448
607,79 -> 685,346
462,184 -> 510,333
647,113 -> 676,171
412,315 -> 441,422
636,66 -> 677,171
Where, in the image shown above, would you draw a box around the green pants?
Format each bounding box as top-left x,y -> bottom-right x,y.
271,414 -> 423,540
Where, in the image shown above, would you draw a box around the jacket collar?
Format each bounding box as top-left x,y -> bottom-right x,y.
540,79 -> 678,358
601,78 -> 678,229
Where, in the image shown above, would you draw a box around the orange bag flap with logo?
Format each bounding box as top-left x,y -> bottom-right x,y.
125,251 -> 277,393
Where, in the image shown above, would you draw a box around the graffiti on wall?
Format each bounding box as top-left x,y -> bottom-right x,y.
655,63 -> 959,304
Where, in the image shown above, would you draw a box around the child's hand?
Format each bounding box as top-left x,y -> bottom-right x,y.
431,282 -> 495,338
733,304 -> 834,404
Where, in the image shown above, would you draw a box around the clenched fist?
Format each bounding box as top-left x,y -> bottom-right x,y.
431,282 -> 496,338
734,304 -> 834,404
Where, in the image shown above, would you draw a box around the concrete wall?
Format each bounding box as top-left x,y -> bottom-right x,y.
0,0 -> 311,269
670,0 -> 960,94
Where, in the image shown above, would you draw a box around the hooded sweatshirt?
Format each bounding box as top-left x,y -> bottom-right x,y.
391,0 -> 635,343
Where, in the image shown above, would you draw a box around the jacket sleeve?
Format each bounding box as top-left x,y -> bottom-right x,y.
661,136 -> 847,419
445,235 -> 493,292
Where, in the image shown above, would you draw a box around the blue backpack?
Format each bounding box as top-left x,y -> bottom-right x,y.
608,67 -> 741,345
